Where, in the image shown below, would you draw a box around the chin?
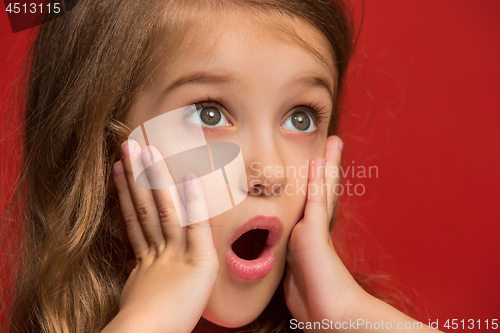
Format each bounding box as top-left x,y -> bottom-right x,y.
202,307 -> 260,328
201,249 -> 287,328
201,273 -> 281,327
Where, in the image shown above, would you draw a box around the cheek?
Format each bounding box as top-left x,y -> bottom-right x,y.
281,137 -> 325,194
282,131 -> 327,161
279,136 -> 326,225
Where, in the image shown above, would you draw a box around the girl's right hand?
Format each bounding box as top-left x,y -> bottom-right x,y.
102,140 -> 218,333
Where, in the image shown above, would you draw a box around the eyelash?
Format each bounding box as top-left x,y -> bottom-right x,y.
297,101 -> 329,123
193,95 -> 330,131
193,96 -> 228,131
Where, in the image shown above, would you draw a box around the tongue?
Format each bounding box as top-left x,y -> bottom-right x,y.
232,229 -> 269,260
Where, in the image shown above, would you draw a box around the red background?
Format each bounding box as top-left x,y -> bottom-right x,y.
1,1 -> 499,331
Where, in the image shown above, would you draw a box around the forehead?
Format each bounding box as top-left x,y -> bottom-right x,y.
156,7 -> 336,87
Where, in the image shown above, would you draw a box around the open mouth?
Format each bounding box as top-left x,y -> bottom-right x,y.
226,215 -> 283,280
231,229 -> 269,260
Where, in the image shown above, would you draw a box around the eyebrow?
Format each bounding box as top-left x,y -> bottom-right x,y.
288,76 -> 334,103
158,72 -> 238,102
158,71 -> 334,103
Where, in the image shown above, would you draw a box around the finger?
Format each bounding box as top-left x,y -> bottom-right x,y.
183,173 -> 214,255
113,161 -> 149,258
121,140 -> 165,252
324,136 -> 343,220
142,145 -> 185,251
303,157 -> 328,232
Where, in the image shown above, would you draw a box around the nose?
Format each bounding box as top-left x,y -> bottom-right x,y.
245,138 -> 287,196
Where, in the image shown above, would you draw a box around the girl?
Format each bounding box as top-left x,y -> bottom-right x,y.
2,0 -> 443,332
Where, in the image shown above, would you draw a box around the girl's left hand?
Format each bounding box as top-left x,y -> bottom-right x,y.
283,136 -> 366,327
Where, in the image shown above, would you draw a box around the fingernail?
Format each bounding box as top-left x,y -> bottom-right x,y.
121,141 -> 135,157
113,161 -> 124,177
183,173 -> 193,185
141,147 -> 152,166
338,139 -> 344,152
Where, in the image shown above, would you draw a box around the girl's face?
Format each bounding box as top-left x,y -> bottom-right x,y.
125,11 -> 335,327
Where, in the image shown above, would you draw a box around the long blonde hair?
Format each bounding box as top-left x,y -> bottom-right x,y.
2,1 -> 355,332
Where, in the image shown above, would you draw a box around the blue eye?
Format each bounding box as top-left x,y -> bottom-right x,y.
187,104 -> 230,127
283,111 -> 316,132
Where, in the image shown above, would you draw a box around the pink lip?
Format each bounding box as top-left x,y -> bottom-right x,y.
226,215 -> 284,281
